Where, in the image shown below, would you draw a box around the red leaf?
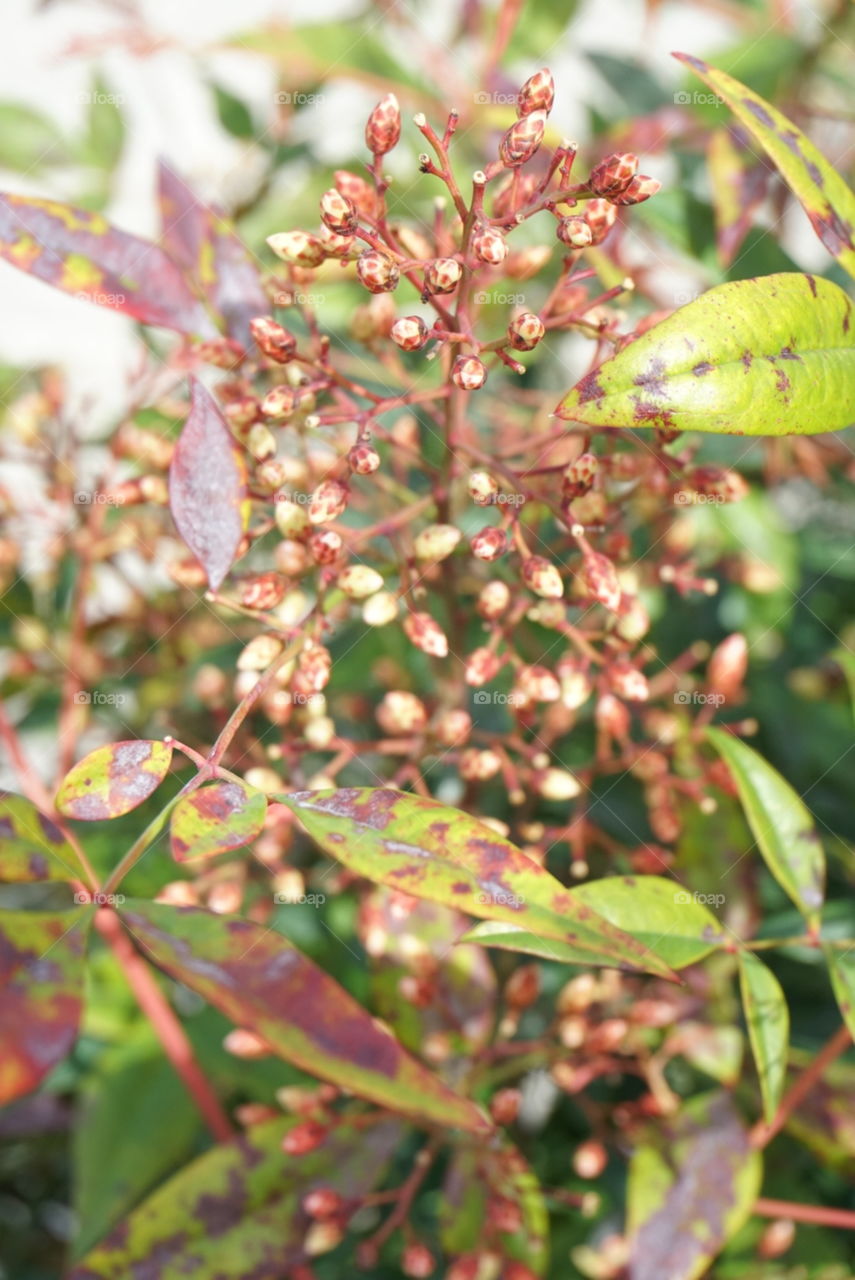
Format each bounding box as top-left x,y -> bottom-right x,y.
158,161 -> 268,348
0,192 -> 213,335
168,378 -> 247,590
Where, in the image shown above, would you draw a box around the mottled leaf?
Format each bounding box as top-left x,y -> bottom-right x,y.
119,900 -> 490,1134
627,1091 -> 763,1280
168,378 -> 248,590
708,124 -> 771,267
707,727 -> 824,923
170,781 -> 266,863
0,791 -> 81,882
56,740 -> 173,821
825,945 -> 855,1044
0,908 -> 89,1105
71,1113 -> 401,1279
460,920 -> 612,966
555,272 -> 855,436
675,52 -> 855,281
739,951 -> 789,1124
158,161 -> 267,347
281,789 -> 678,980
0,193 -> 213,334
441,1141 -> 549,1275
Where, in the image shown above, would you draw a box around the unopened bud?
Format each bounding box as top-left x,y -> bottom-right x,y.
274,498 -> 310,539
517,68 -> 554,117
507,311 -> 545,351
452,355 -> 487,390
465,646 -> 501,686
348,441 -> 381,474
267,230 -> 325,268
596,692 -> 631,739
471,526 -> 507,561
357,248 -> 399,294
611,174 -> 660,205
433,708 -> 472,746
304,1221 -> 344,1256
308,529 -> 342,565
516,664 -> 560,703
615,595 -> 650,642
404,611 -> 448,657
425,257 -> 462,294
402,1243 -> 435,1278
578,549 -> 622,612
262,384 -> 313,420
414,523 -> 461,561
708,633 -> 747,701
459,747 -> 502,780
334,169 -> 379,218
224,1029 -> 270,1059
757,1218 -> 796,1260
250,316 -> 297,362
589,152 -> 639,197
377,690 -> 428,736
391,315 -> 429,350
490,1087 -> 522,1125
573,1139 -> 608,1179
608,660 -> 649,701
362,590 -> 399,626
505,963 -> 540,1008
320,188 -> 357,234
303,1187 -> 343,1221
557,216 -> 593,248
338,564 -> 384,598
557,655 -> 593,709
499,109 -> 547,167
472,225 -> 508,265
563,452 -> 598,498
365,92 -> 401,155
584,198 -> 619,244
241,573 -> 286,611
537,767 -> 582,801
468,470 -> 500,504
309,478 -> 349,524
478,579 -> 510,618
522,556 -> 564,599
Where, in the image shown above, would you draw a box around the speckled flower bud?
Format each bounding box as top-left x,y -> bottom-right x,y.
556,655 -> 593,709
515,664 -> 560,703
308,478 -> 349,525
557,216 -> 593,248
261,384 -> 313,420
247,423 -> 276,461
472,225 -> 508,265
320,187 -> 357,234
470,526 -> 507,562
241,573 -> 286,611
348,441 -> 381,474
376,690 -> 428,736
414,523 -> 461,561
432,708 -> 472,747
562,452 -> 598,498
596,692 -> 631,738
507,312 -> 545,351
589,152 -> 639,197
517,68 -> 554,117
459,748 -> 502,781
578,549 -> 621,612
424,257 -> 462,294
404,611 -> 448,658
318,223 -> 356,258
452,355 -> 487,390
238,633 -> 283,671
391,315 -> 429,350
522,556 -> 563,599
334,169 -> 379,218
357,248 -> 399,294
468,471 -> 499,505
338,564 -> 384,598
608,660 -> 649,702
499,109 -> 546,167
308,529 -> 342,565
477,580 -> 510,618
365,93 -> 401,156
464,646 -> 501,685
611,174 -> 660,206
362,590 -> 398,626
266,230 -> 325,268
250,316 -> 297,363
274,498 -> 310,539
584,198 -> 618,244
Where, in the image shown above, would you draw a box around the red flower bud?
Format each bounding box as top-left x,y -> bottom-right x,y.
404,611 -> 448,658
334,169 -> 379,218
424,257 -> 462,294
470,526 -> 507,561
499,109 -> 547,167
589,152 -> 639,197
573,1139 -> 608,1179
517,68 -> 555,117
578,549 -> 621,612
563,452 -> 598,498
452,355 -> 487,390
611,174 -> 660,205
522,555 -> 564,599
357,248 -> 399,293
240,572 -> 286,610
365,93 -> 401,155
490,1087 -> 521,1125
507,311 -> 545,351
402,1244 -> 435,1278
390,315 -> 429,350
584,198 -> 619,244
320,187 -> 357,234
308,529 -> 342,566
707,632 -> 747,702
302,1187 -> 343,1220
465,647 -> 501,686
282,1120 -> 327,1155
250,316 -> 297,363
348,441 -> 381,474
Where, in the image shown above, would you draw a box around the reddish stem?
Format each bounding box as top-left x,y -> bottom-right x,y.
751,1022 -> 852,1148
754,1197 -> 855,1231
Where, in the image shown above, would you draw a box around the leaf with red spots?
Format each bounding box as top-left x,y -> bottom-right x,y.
0,192 -> 214,335
168,377 -> 248,590
555,273 -> 855,436
71,1113 -> 402,1279
627,1091 -> 762,1280
280,788 -> 678,980
441,1141 -> 548,1275
158,160 -> 268,348
826,947 -> 855,1045
0,908 -> 89,1106
674,52 -> 855,281
170,781 -> 267,863
707,124 -> 771,267
56,740 -> 173,821
0,791 -> 82,882
708,727 -> 825,925
118,899 -> 491,1134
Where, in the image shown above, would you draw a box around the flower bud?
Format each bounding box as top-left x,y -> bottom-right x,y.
282,1119 -> 328,1156
424,257 -> 462,294
557,216 -> 593,248
365,92 -> 401,155
536,767 -> 582,801
241,573 -> 286,611
274,498 -> 310,539
357,248 -> 399,294
261,384 -> 313,420
471,526 -> 507,562
402,1243 -> 435,1278
452,355 -> 487,390
465,646 -> 501,686
293,644 -> 332,696
478,580 -> 510,618
573,1139 -> 608,1179
303,1187 -> 343,1221
708,632 -> 747,702
516,664 -> 560,703
589,152 -> 639,197
563,452 -> 598,498
404,611 -> 448,657
309,478 -> 349,524
505,963 -> 540,1009
757,1219 -> 796,1260
615,595 -> 650,643
596,692 -> 631,739
507,311 -> 545,351
432,708 -> 472,747
522,556 -> 564,599
334,169 -> 379,218
318,223 -> 355,258
608,660 -> 649,701
459,748 -> 502,780
224,396 -> 260,429
472,225 -> 508,265
584,198 -> 619,245
348,441 -> 381,474
319,188 -> 357,234
250,316 -> 297,363
266,230 -> 325,268
308,529 -> 342,565
578,549 -> 621,612
468,470 -> 499,504
337,564 -> 383,599
362,590 -> 399,626
517,68 -> 554,117
377,690 -> 428,736
390,315 -> 429,350
611,174 -> 660,205
414,523 -> 461,561
557,655 -> 593,709
246,423 -> 276,461
224,1029 -> 271,1059
499,109 -> 547,167
490,1087 -> 521,1125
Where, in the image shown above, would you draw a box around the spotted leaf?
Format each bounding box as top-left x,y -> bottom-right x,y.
0,908 -> 89,1105
168,377 -> 248,590
555,273 -> 855,436
0,193 -> 213,334
118,900 -> 491,1134
280,788 -> 678,980
675,52 -> 855,281
0,791 -> 81,882
56,740 -> 173,821
170,781 -> 267,863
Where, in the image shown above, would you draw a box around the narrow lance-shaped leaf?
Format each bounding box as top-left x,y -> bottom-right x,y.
824,945 -> 855,1044
0,908 -> 90,1105
555,272 -> 855,436
707,124 -> 771,267
675,52 -> 855,281
170,781 -> 267,862
739,950 -> 789,1124
56,740 -> 173,821
119,899 -> 490,1134
71,1114 -> 402,1280
0,791 -> 82,882
281,788 -> 679,980
0,193 -> 214,335
627,1091 -> 763,1280
707,727 -> 824,923
158,160 -> 268,348
168,377 -> 248,590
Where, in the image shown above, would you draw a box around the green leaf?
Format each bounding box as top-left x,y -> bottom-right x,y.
461,920 -> 622,966
118,899 -> 490,1134
627,1091 -> 763,1280
825,945 -> 855,1043
71,1114 -> 401,1278
0,790 -> 81,882
0,102 -> 65,171
56,740 -> 173,820
832,647 -> 855,721
0,908 -> 89,1105
738,951 -> 789,1124
707,727 -> 825,923
281,788 -> 678,980
170,781 -> 267,862
675,52 -> 855,281
555,272 -> 855,436
441,1141 -> 549,1275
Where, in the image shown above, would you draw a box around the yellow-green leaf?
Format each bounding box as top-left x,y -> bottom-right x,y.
825,946 -> 855,1043
739,951 -> 789,1124
56,740 -> 173,821
170,781 -> 267,862
0,791 -> 81,882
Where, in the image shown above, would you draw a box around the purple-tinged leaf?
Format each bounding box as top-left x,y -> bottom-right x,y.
119,899 -> 491,1134
0,192 -> 214,335
170,781 -> 267,862
158,161 -> 267,348
168,377 -> 248,590
707,125 -> 771,267
71,1113 -> 402,1279
0,791 -> 81,882
56,740 -> 173,821
0,908 -> 89,1105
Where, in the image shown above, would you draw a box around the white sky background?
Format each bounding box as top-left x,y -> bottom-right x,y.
0,0 -> 834,427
